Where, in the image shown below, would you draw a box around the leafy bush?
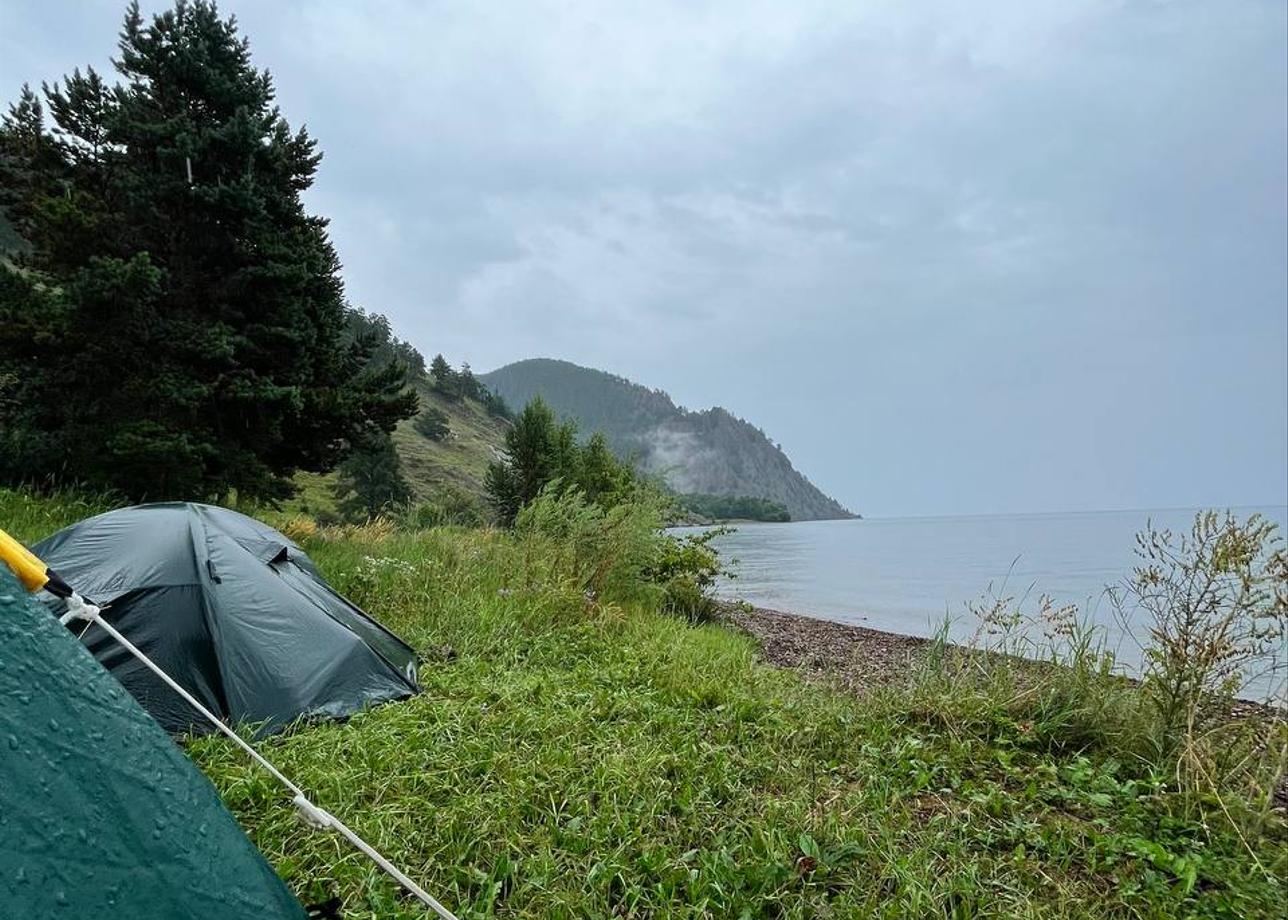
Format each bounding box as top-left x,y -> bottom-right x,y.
645,526 -> 732,623
513,487 -> 730,621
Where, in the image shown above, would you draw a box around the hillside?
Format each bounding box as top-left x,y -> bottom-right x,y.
480,358 -> 855,520
288,378 -> 508,518
393,379 -> 509,499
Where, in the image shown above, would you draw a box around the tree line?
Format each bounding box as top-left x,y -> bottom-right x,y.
0,1 -> 418,503
0,0 -> 518,518
0,0 -> 743,534
676,494 -> 790,523
429,354 -> 511,419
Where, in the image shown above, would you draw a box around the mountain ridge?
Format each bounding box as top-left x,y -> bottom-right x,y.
480,358 -> 855,521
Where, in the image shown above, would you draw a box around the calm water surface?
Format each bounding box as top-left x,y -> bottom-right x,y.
676,507 -> 1288,695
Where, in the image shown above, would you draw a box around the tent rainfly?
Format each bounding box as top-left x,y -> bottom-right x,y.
33,502 -> 419,734
0,566 -> 309,919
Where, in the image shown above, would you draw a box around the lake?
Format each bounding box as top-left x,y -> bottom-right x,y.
675,506 -> 1288,700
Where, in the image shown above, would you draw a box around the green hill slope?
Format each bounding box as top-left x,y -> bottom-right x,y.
393,379 -> 509,499
480,358 -> 855,521
287,378 -> 508,519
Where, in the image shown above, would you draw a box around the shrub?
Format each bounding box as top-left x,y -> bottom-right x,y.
1113,513 -> 1287,739
514,485 -> 665,604
512,486 -> 730,622
1110,511 -> 1288,804
279,515 -> 318,542
413,408 -> 451,442
645,527 -> 732,623
913,511 -> 1288,835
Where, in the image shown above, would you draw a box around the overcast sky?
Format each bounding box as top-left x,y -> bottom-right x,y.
3,1 -> 1285,516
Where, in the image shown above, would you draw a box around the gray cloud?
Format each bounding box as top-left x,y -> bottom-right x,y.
2,0 -> 1284,515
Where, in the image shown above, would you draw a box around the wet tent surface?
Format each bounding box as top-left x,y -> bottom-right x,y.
0,568 -> 306,919
34,503 -> 419,735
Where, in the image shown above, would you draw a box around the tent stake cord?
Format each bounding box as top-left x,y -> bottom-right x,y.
67,601 -> 459,920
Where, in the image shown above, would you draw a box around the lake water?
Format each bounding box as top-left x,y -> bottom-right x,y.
675,506 -> 1288,700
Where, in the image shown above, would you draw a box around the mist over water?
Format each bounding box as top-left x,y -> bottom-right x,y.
677,506 -> 1288,699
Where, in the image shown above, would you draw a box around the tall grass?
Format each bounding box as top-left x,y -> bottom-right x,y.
4,487 -> 1286,918
911,511 -> 1288,849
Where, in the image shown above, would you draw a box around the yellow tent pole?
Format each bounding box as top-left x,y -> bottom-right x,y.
0,527 -> 69,596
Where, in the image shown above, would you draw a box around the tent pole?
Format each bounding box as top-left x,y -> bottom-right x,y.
63,597 -> 459,920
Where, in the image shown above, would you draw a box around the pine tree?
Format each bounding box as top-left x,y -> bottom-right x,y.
344,308 -> 426,378
0,1 -> 415,501
485,396 -> 580,525
456,361 -> 478,401
334,434 -> 412,521
429,354 -> 452,392
578,432 -> 633,505
479,385 -> 512,420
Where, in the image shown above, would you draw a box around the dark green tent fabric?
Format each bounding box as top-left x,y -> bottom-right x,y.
0,567 -> 307,919
34,502 -> 419,735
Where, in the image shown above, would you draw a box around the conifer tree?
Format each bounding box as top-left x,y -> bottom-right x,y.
457,362 -> 478,401
413,407 -> 451,441
0,1 -> 415,501
486,397 -> 576,524
334,434 -> 412,520
429,354 -> 452,392
484,396 -> 630,525
578,432 -> 634,505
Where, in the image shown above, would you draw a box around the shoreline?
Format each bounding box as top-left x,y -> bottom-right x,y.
716,601 -> 936,693
717,601 -> 1286,718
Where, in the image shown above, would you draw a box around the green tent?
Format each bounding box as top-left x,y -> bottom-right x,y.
34,502 -> 419,735
0,567 -> 307,919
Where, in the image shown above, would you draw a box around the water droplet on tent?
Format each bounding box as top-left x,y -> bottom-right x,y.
16,692 -> 30,705
14,867 -> 27,885
54,890 -> 68,906
47,718 -> 59,731
7,734 -> 18,750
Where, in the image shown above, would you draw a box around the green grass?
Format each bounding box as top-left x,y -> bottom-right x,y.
392,384 -> 509,501
4,488 -> 1285,918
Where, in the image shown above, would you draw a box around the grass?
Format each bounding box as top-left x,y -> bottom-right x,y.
4,488 -> 1286,918
391,384 -> 510,500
